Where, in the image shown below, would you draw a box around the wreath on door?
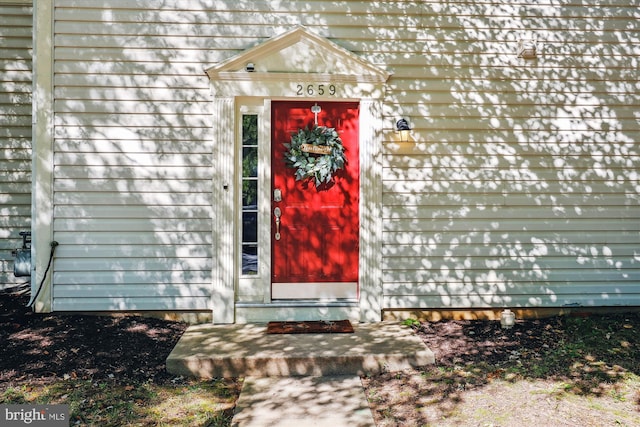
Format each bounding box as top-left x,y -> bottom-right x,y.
283,126 -> 346,188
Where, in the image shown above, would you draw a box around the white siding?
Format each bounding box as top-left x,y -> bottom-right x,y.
51,1 -> 216,310
0,2 -> 32,290
48,0 -> 639,311
379,1 -> 640,310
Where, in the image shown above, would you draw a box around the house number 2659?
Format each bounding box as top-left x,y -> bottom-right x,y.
296,84 -> 336,96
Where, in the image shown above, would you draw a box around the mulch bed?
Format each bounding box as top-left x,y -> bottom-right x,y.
0,291 -> 188,386
2,288 -> 638,385
3,288 -> 639,427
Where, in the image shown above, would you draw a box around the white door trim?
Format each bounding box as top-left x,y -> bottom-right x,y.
207,27 -> 388,323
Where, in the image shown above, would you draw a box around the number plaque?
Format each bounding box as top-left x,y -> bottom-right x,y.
295,84 -> 337,97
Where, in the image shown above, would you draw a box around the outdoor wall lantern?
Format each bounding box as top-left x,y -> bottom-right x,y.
396,118 -> 411,142
517,39 -> 537,59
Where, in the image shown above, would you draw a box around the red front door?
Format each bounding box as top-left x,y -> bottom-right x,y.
271,101 -> 359,299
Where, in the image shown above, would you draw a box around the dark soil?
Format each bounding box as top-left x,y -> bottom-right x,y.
0,292 -> 188,386
2,289 -> 639,426
417,312 -> 640,377
417,315 -> 561,367
2,290 -> 639,385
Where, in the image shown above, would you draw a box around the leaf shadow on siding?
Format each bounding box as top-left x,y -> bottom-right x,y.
1,2 -> 33,289
51,2 -> 226,311
379,2 -> 640,312
46,2 -> 638,317
48,2 -> 639,314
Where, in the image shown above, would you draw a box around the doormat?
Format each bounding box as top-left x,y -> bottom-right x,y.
267,320 -> 354,334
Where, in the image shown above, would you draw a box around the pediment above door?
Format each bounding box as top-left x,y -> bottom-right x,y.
206,26 -> 390,97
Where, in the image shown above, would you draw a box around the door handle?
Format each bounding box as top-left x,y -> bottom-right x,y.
274,207 -> 282,241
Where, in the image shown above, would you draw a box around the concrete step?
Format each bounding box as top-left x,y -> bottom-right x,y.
166,322 -> 435,378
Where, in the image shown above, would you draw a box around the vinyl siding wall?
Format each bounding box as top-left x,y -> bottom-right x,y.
46,0 -> 638,311
0,1 -> 32,290
52,1 -> 216,310
380,1 -> 640,309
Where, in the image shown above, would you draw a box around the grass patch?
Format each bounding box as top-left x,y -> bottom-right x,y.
1,378 -> 240,427
516,315 -> 639,394
364,312 -> 640,426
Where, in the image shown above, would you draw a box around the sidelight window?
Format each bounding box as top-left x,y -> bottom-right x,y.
241,114 -> 259,275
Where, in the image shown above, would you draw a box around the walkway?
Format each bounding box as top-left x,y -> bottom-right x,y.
166,322 -> 435,426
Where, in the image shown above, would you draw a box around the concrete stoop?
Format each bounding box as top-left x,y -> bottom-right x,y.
166,321 -> 435,378
166,322 -> 434,426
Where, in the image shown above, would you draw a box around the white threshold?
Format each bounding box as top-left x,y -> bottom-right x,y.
235,299 -> 360,323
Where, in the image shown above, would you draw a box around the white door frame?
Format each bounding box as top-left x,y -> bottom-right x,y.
206,27 -> 389,323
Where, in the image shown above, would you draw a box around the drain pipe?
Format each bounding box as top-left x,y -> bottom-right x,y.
27,240 -> 58,308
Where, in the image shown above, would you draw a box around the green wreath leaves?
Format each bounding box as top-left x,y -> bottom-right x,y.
283,126 -> 346,188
